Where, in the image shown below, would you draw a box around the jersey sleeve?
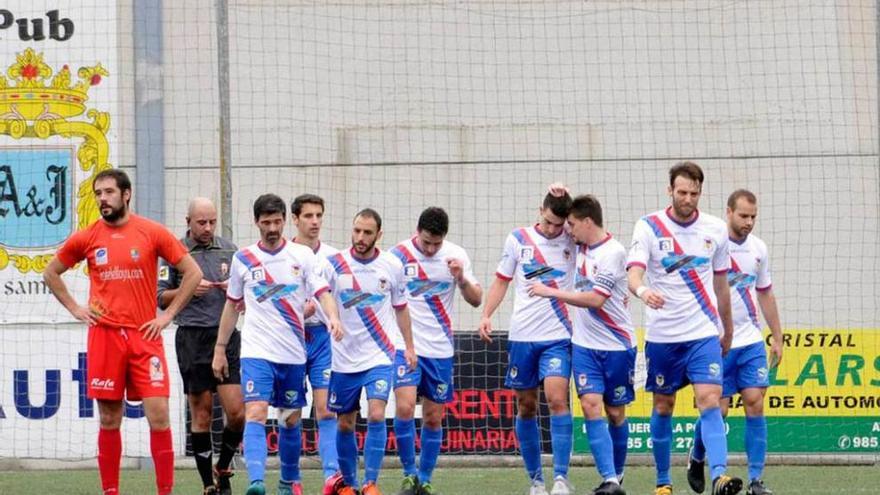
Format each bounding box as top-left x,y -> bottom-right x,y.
460,248 -> 480,286
391,258 -> 408,308
495,232 -> 518,280
626,219 -> 652,270
756,241 -> 772,291
156,258 -> 179,304
712,229 -> 731,273
305,251 -> 330,298
321,256 -> 338,292
154,225 -> 188,266
225,253 -> 246,302
594,248 -> 625,297
55,229 -> 88,268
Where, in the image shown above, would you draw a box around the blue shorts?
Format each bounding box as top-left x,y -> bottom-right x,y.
240,358 -> 308,409
645,336 -> 723,394
305,324 -> 333,389
393,350 -> 454,404
505,339 -> 571,390
572,344 -> 636,406
723,341 -> 770,397
328,364 -> 394,414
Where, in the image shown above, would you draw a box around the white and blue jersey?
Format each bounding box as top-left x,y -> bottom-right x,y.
728,234 -> 772,349
226,239 -> 329,365
324,248 -> 407,373
626,207 -> 730,343
297,240 -> 339,389
496,225 -> 576,342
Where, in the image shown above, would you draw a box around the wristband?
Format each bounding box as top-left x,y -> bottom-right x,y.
636,286 -> 649,299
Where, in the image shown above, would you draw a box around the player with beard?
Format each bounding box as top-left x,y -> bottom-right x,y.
626,162 -> 740,495
44,169 -> 203,495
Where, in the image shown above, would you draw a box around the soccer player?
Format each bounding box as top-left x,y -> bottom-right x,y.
290,193 -> 343,494
211,194 -> 342,495
687,190 -> 783,495
389,207 -> 483,495
626,162 -> 741,495
529,194 -> 633,495
158,197 -> 244,495
43,169 -> 203,495
324,208 -> 417,495
479,189 -> 576,495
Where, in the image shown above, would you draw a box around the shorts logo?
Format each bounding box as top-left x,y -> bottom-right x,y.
330,392 -> 337,404
404,264 -> 418,278
90,378 -> 115,390
149,356 -> 164,382
436,383 -> 448,397
547,357 -> 562,372
285,390 -> 298,403
614,386 -> 626,401
577,373 -> 588,388
246,380 -> 255,393
251,268 -> 265,281
709,363 -> 721,378
374,380 -> 389,393
95,247 -> 109,265
519,247 -> 534,262
757,367 -> 769,381
397,366 -> 407,378
130,248 -> 140,261
158,266 -> 170,281
655,374 -> 665,387
323,369 -> 332,381
509,366 -> 518,379
658,238 -> 673,252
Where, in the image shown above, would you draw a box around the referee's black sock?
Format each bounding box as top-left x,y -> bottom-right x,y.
191,431 -> 215,488
217,426 -> 243,471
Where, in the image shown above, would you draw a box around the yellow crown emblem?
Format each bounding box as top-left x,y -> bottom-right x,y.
0,48 -> 108,126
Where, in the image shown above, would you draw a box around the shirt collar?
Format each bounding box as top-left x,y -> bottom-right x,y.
183,232 -> 222,251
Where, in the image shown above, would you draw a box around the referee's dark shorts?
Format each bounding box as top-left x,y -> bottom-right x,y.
175,326 -> 241,394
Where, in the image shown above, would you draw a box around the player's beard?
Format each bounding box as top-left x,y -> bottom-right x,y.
100,202 -> 127,222
353,238 -> 377,256
672,198 -> 696,220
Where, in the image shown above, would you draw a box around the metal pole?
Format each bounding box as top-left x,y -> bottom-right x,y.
216,0 -> 234,239
133,0 -> 165,223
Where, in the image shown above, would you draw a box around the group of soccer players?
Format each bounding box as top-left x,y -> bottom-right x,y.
43,159 -> 782,495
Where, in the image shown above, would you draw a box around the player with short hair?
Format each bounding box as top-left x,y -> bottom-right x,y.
290,193 -> 344,495
44,169 -> 203,495
529,193 -> 633,495
627,162 -> 741,495
479,189 -> 577,495
158,197 -> 245,495
686,190 -> 783,495
324,208 -> 417,495
389,207 -> 483,495
211,194 -> 342,495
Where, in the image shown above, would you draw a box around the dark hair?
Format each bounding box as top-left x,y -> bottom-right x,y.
253,194 -> 287,220
93,169 -> 132,195
417,207 -> 449,236
727,189 -> 757,210
543,190 -> 573,218
291,193 -> 325,217
569,194 -> 603,227
355,208 -> 382,231
669,161 -> 705,187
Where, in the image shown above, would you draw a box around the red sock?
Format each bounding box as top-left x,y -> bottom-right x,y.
97,428 -> 122,494
150,428 -> 175,495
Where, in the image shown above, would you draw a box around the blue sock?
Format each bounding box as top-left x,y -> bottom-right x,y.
692,418 -> 706,461
515,416 -> 543,482
243,421 -> 267,483
394,418 -> 417,477
418,426 -> 443,484
650,412 -> 672,486
318,418 -> 339,479
279,422 -> 302,483
608,420 -> 629,478
550,413 -> 573,478
336,429 -> 359,487
700,407 -> 729,480
745,416 -> 767,481
586,418 -> 616,481
364,421 -> 387,484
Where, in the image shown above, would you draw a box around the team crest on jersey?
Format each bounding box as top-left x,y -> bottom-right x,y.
397,365 -> 407,378
658,238 -> 673,252
149,356 -> 163,382
251,268 -> 265,281
404,264 -> 418,278
509,366 -> 518,379
291,265 -> 302,277
221,262 -> 229,277
374,380 -> 389,393
378,277 -> 389,292
614,386 -> 626,401
655,374 -> 665,387
591,263 -> 599,276
436,383 -> 449,397
95,247 -> 109,265
577,373 -> 588,388
708,362 -> 721,378
547,357 -> 562,372
703,237 -> 714,252
519,247 -> 534,262
563,248 -> 572,261
130,248 -> 140,261
158,266 -> 170,281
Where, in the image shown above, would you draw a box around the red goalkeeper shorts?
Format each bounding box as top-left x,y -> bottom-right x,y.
87,325 -> 170,401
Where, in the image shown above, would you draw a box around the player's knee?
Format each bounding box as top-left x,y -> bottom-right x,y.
245,404 -> 269,423
546,393 -> 569,415
517,399 -> 538,418
367,408 -> 385,423
98,409 -> 123,429
605,406 -> 626,426
278,408 -> 301,428
337,413 -> 357,432
653,395 -> 675,415
396,400 -> 416,420
191,406 -> 213,431
314,405 -> 335,421
695,391 -> 721,411
743,396 -> 765,416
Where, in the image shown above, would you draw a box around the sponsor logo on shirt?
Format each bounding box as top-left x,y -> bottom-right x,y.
97,267 -> 146,281
518,247 -> 534,262
95,247 -> 109,265
404,264 -> 418,278
658,238 -> 673,252
251,268 -> 265,281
